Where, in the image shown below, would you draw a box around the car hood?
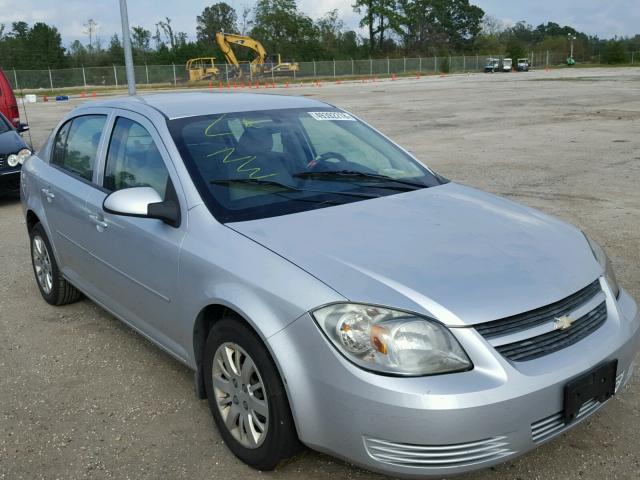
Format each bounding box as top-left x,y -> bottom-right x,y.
0,130 -> 27,154
228,183 -> 601,326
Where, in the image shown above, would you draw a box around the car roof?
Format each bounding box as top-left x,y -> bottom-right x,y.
83,92 -> 332,120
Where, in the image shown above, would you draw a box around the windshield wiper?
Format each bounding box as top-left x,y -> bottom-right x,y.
293,170 -> 427,190
211,178 -> 301,190
210,178 -> 379,198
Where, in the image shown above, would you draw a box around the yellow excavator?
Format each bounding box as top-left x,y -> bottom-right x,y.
215,32 -> 299,78
185,57 -> 219,82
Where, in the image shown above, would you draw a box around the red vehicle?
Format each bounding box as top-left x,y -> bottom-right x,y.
0,69 -> 20,127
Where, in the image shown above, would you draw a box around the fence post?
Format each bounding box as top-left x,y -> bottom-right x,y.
419,57 -> 422,73
546,50 -> 549,66
387,57 -> 389,75
172,63 -> 177,85
403,57 -> 406,73
476,54 -> 479,71
13,68 -> 18,90
632,52 -> 635,64
369,58 -> 373,75
463,55 -> 466,72
48,67 -> 53,90
313,60 -> 316,78
145,64 -> 149,84
333,59 -> 336,77
82,66 -> 87,87
271,64 -> 274,82
434,56 -> 437,73
225,63 -> 229,83
113,65 -> 118,86
351,58 -> 354,75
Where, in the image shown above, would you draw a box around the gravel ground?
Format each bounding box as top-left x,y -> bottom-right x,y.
1,67 -> 639,480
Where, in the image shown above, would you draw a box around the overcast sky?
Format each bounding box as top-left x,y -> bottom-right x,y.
0,0 -> 637,47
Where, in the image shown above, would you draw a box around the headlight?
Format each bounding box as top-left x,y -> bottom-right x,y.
17,148 -> 31,165
583,232 -> 620,299
7,154 -> 19,167
312,303 -> 472,376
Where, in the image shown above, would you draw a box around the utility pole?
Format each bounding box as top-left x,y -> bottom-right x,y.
118,0 -> 136,95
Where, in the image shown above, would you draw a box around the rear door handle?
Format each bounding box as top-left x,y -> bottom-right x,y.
41,187 -> 55,202
88,214 -> 108,230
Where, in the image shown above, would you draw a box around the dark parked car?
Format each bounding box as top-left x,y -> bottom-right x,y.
0,111 -> 30,196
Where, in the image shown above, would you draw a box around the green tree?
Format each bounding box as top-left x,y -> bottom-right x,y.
392,0 -> 484,55
353,0 -> 398,53
197,3 -> 238,44
131,26 -> 152,63
601,40 -> 628,64
251,0 -> 317,60
27,22 -> 66,68
107,34 -> 124,64
505,36 -> 526,62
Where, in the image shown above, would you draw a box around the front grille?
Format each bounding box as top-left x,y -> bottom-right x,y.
531,372 -> 624,444
496,301 -> 607,361
475,280 -> 601,339
474,280 -> 607,361
363,436 -> 514,469
0,154 -> 6,169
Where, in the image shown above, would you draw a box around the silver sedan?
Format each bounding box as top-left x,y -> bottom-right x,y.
21,93 -> 639,477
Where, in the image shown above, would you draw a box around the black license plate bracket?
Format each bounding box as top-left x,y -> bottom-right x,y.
563,360 -> 617,424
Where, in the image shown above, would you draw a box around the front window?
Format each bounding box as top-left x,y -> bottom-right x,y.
104,117 -> 170,199
169,108 -> 443,222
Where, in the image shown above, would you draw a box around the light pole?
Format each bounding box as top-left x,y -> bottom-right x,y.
119,0 -> 136,95
568,34 -> 577,61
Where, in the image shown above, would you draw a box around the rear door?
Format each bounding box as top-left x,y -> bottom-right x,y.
40,112 -> 110,285
83,110 -> 188,358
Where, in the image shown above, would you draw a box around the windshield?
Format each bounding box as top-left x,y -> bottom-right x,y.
169,107 -> 443,222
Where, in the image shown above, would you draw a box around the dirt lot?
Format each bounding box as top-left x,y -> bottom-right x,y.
1,67 -> 639,479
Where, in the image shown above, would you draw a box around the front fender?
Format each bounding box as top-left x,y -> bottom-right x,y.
177,204 -> 345,367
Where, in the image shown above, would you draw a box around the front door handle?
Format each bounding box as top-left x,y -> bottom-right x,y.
41,187 -> 55,202
88,214 -> 108,231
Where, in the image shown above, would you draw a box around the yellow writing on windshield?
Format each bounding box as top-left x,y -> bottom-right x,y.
207,147 -> 277,180
204,114 -> 234,138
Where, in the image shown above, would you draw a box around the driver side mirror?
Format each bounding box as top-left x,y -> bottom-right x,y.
17,123 -> 29,133
103,187 -> 181,228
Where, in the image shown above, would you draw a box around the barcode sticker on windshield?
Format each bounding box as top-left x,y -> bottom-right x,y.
308,112 -> 355,121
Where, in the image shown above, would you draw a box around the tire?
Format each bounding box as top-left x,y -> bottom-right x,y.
29,222 -> 83,306
203,317 -> 302,470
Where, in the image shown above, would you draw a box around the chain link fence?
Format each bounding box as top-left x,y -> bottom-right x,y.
6,52 -> 638,91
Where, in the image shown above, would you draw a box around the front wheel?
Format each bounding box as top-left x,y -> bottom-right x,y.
203,318 -> 302,470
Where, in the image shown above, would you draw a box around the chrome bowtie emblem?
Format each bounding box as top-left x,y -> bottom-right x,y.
554,314 -> 576,331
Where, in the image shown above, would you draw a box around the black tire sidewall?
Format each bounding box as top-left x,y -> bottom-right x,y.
203,318 -> 299,470
29,223 -> 60,305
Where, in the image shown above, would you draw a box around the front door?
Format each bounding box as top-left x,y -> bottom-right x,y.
83,111 -> 188,359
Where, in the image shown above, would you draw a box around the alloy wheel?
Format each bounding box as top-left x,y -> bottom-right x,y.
212,342 -> 269,449
32,235 -> 53,295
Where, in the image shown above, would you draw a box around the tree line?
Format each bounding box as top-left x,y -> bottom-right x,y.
0,0 -> 638,70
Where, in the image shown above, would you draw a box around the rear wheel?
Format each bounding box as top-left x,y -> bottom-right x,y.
29,223 -> 82,305
203,318 -> 301,470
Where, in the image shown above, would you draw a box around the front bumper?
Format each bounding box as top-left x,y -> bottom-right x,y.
269,287 -> 640,477
0,168 -> 21,194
